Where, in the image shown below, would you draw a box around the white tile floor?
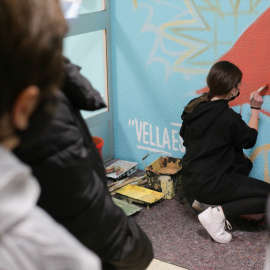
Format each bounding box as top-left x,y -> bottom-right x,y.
146,259 -> 188,270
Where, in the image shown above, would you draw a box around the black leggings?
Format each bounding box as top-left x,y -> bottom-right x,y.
217,177 -> 270,217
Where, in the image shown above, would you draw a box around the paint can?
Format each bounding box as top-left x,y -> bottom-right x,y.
143,155 -> 182,199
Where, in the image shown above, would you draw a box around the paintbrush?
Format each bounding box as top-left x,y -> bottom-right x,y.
249,84 -> 268,100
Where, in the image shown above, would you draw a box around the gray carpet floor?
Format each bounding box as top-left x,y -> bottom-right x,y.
133,195 -> 269,270
106,160 -> 269,270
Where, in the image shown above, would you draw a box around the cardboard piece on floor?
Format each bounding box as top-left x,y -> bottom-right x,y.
112,198 -> 141,216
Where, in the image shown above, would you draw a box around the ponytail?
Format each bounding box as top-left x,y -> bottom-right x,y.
184,92 -> 213,113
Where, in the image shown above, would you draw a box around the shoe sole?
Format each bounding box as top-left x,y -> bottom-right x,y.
198,213 -> 232,244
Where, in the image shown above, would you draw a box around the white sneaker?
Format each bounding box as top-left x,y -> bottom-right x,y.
198,206 -> 232,244
192,200 -> 212,212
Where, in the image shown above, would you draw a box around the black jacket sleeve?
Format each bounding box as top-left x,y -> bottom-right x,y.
62,57 -> 106,111
230,111 -> 258,149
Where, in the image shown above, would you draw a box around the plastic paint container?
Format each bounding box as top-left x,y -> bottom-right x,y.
92,137 -> 104,157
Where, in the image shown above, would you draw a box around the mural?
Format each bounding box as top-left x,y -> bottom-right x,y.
197,7 -> 270,115
250,144 -> 270,183
128,118 -> 184,155
197,6 -> 270,182
132,0 -> 267,80
111,0 -> 270,181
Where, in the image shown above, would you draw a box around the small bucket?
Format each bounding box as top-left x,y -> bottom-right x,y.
142,153 -> 182,199
92,137 -> 104,157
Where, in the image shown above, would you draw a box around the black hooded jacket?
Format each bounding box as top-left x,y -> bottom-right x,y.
14,59 -> 153,270
180,99 -> 257,204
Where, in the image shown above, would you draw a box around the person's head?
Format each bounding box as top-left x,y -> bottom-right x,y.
0,0 -> 67,149
184,61 -> 242,113
207,61 -> 242,100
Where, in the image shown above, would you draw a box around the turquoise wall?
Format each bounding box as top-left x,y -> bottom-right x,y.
111,1 -> 270,182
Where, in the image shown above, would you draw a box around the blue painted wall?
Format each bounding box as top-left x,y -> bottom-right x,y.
111,1 -> 270,181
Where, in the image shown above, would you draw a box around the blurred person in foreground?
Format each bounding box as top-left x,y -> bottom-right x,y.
15,57 -> 154,270
14,2 -> 154,270
0,0 -> 101,269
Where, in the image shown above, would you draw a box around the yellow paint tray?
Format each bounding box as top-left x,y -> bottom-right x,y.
115,184 -> 164,206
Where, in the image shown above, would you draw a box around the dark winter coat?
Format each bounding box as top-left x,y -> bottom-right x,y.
14,59 -> 153,270
180,99 -> 257,204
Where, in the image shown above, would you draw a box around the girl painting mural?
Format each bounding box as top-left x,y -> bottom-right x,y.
180,61 -> 270,244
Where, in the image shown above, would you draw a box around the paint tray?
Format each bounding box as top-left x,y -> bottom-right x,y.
106,160 -> 138,180
115,184 -> 164,207
143,155 -> 182,199
112,198 -> 141,216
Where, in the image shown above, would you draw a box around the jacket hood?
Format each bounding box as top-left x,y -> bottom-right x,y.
0,146 -> 39,234
181,99 -> 229,138
62,58 -> 107,112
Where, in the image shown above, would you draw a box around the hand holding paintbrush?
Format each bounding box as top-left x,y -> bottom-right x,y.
249,85 -> 266,110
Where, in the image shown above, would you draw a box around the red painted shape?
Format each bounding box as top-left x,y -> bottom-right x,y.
196,8 -> 270,116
